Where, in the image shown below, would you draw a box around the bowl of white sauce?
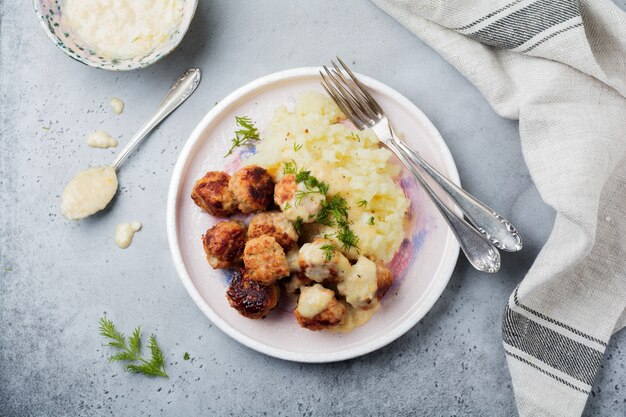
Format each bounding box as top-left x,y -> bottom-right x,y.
33,0 -> 197,71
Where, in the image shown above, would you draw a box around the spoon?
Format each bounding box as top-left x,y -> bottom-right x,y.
60,68 -> 201,220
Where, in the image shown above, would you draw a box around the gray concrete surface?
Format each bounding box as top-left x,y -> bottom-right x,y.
1,1 -> 624,416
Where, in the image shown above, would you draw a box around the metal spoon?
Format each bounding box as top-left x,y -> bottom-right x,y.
60,68 -> 201,220
112,68 -> 201,169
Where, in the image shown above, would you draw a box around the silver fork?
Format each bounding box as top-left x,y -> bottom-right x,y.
321,58 -> 520,273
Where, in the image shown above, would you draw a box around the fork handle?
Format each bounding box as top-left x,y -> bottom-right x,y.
394,140 -> 522,252
386,140 -> 501,273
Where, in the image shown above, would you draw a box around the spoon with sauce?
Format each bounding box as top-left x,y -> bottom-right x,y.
61,68 -> 201,220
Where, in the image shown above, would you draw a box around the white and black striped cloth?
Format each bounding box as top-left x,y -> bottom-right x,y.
371,1 -> 626,416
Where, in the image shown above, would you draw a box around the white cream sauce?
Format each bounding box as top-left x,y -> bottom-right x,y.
109,97 -> 124,115
87,130 -> 118,148
331,302 -> 380,333
337,255 -> 378,308
115,222 -> 142,249
299,240 -> 351,282
63,0 -> 183,59
60,166 -> 118,220
297,284 -> 334,319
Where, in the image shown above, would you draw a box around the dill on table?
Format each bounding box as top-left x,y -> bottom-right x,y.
99,317 -> 168,378
224,116 -> 261,157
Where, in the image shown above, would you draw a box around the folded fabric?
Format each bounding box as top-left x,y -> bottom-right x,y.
370,1 -> 626,416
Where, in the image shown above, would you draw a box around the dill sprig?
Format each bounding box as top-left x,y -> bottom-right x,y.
356,200 -> 367,208
316,194 -> 359,251
99,317 -> 168,378
319,243 -> 335,261
279,162 -> 329,206
336,226 -> 360,250
225,116 -> 261,157
295,170 -> 329,195
283,160 -> 298,175
316,195 -> 349,227
294,216 -> 304,234
368,216 -> 375,225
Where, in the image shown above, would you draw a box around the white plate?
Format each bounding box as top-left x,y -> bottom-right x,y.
166,68 -> 460,362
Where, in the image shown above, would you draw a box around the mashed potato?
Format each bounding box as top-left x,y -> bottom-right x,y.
248,92 -> 409,263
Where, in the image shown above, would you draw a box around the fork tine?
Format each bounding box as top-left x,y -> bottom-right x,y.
330,60 -> 376,119
320,72 -> 365,129
336,57 -> 383,115
323,66 -> 376,126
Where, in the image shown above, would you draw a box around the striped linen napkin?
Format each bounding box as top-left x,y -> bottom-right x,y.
370,0 -> 626,416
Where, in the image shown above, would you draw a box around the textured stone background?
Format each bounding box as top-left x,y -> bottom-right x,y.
0,1 -> 624,416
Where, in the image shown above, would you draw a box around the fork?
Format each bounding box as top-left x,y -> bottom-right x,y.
320,58 -> 521,273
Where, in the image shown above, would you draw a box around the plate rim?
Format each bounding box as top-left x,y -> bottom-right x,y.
166,67 -> 460,363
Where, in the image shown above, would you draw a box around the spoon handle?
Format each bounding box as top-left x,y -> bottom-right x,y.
112,68 -> 202,170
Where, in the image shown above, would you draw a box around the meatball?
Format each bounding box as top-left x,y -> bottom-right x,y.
248,212 -> 298,249
274,174 -> 325,222
202,220 -> 246,269
191,171 -> 238,216
243,235 -> 290,284
298,238 -> 351,283
226,269 -> 280,319
375,261 -> 394,301
282,272 -> 313,295
229,165 -> 274,213
337,255 -> 393,309
294,284 -> 346,331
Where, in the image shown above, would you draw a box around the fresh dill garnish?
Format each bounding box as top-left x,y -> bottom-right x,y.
183,352 -> 190,360
294,189 -> 322,206
99,317 -> 168,378
283,160 -> 298,175
316,195 -> 349,227
320,243 -> 335,261
356,200 -> 367,208
3,267 -> 12,272
348,133 -> 361,142
294,217 -> 304,234
293,170 -> 329,205
368,216 -> 375,225
336,226 -> 360,251
316,194 -> 359,251
283,202 -> 292,211
224,116 -> 260,157
293,142 -> 303,152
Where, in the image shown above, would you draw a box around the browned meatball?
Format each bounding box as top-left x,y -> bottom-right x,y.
274,174 -> 296,208
243,235 -> 289,284
191,171 -> 238,216
294,284 -> 346,331
202,221 -> 246,269
375,261 -> 394,301
226,269 -> 280,319
229,165 -> 274,213
248,211 -> 298,249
